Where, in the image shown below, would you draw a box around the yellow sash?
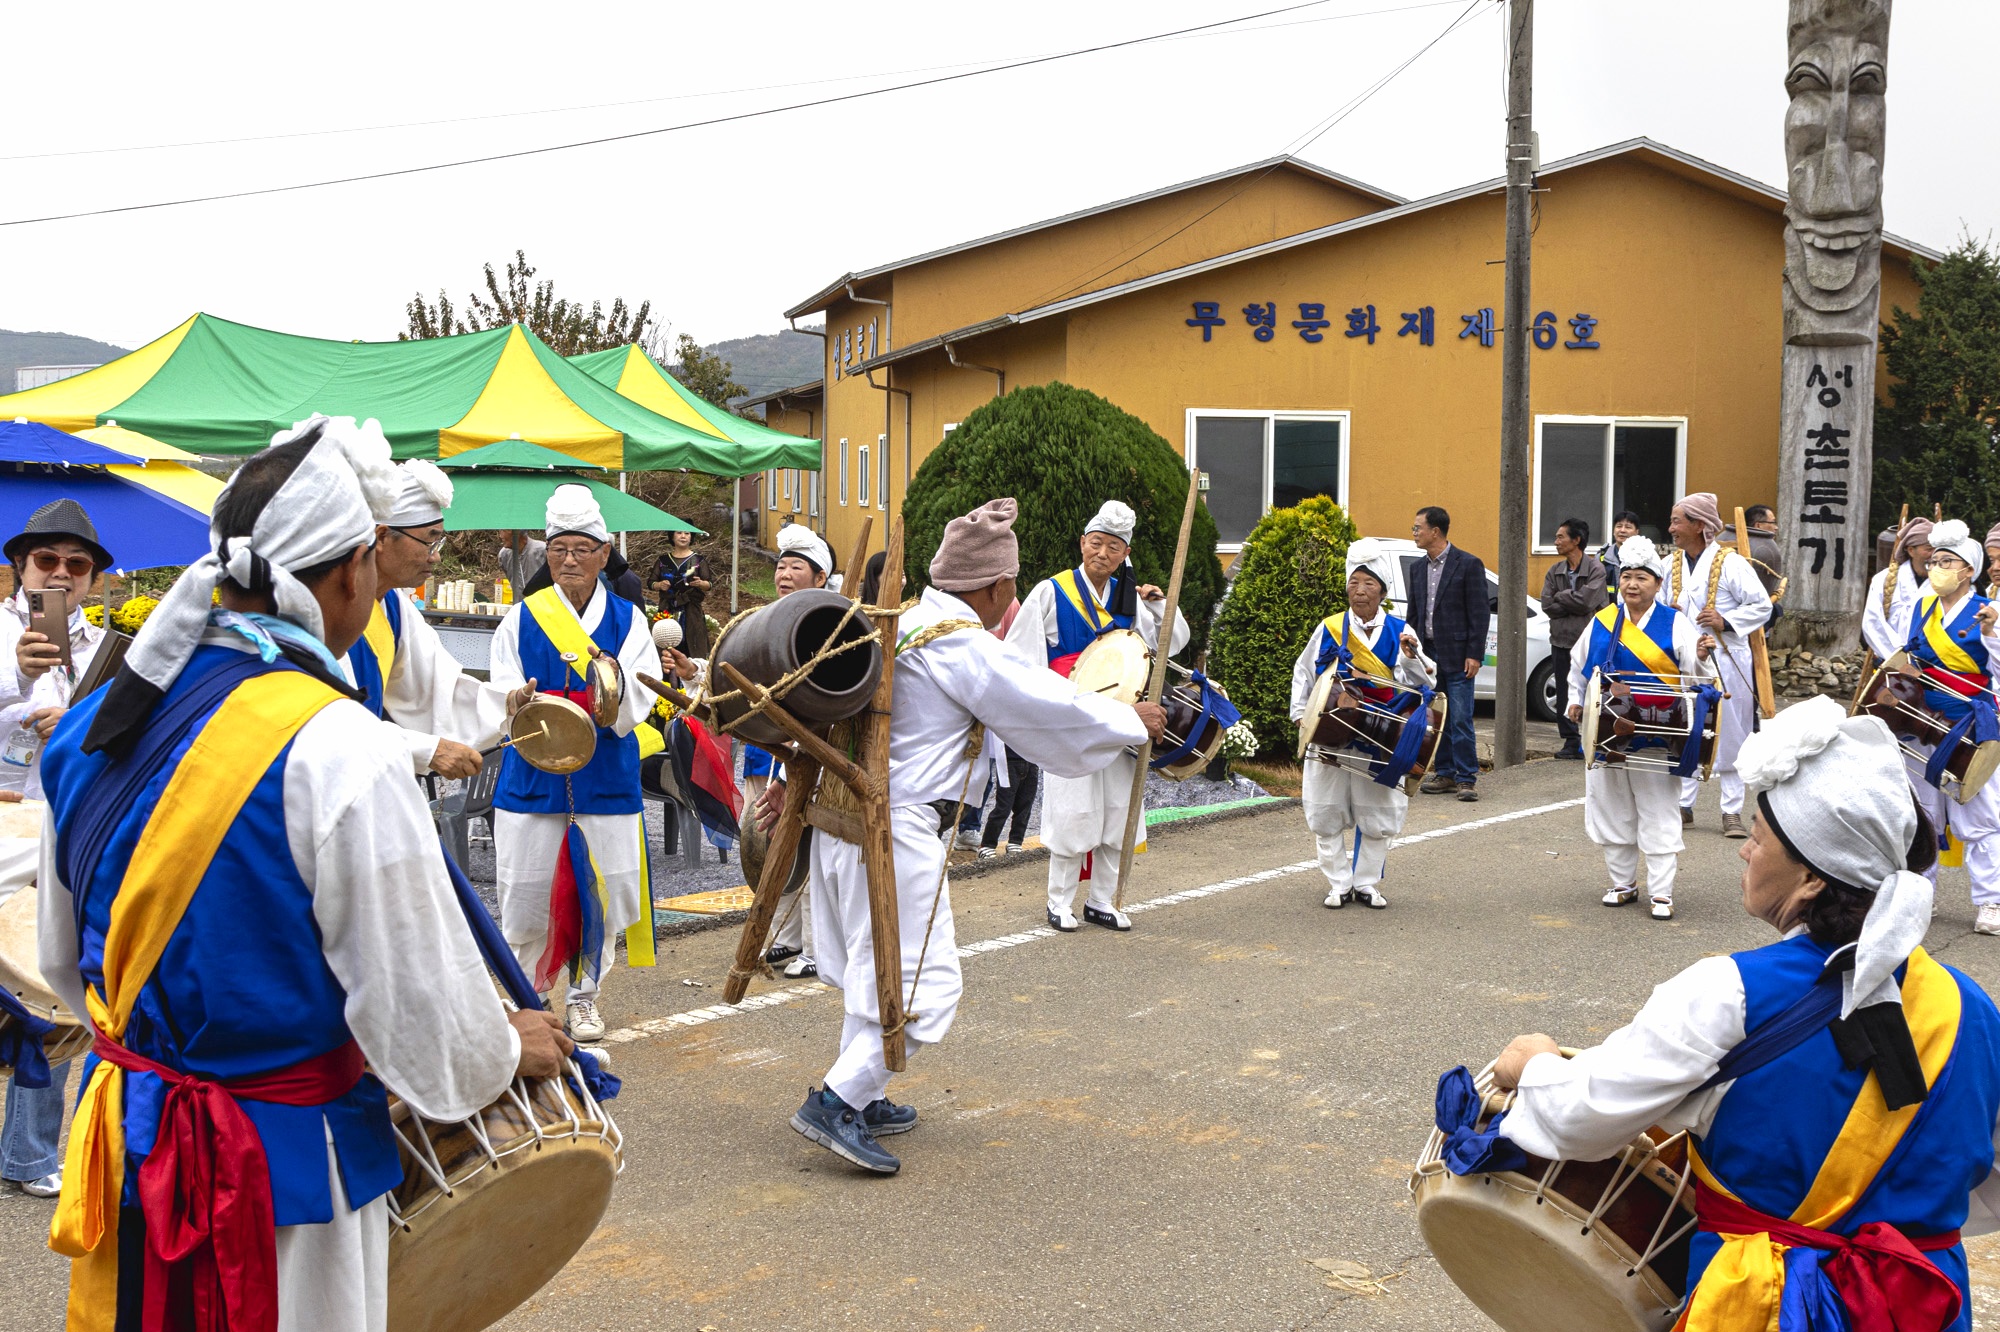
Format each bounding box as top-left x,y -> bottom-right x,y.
1919,596 -> 1982,675
1681,947 -> 1961,1331
359,597 -> 395,681
524,585 -> 599,689
1053,568 -> 1113,637
51,671 -> 344,1332
1322,613 -> 1392,680
521,586 -> 653,968
1595,604 -> 1683,684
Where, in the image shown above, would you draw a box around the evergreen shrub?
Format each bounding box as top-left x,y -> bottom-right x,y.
1207,496 -> 1358,757
900,382 -> 1224,651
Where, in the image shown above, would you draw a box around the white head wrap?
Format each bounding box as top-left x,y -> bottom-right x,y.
383,458 -> 453,527
83,414 -> 398,754
652,616 -> 683,652
1615,535 -> 1667,583
1927,519 -> 1984,578
1084,500 -> 1136,544
776,522 -> 834,575
1342,537 -> 1390,593
546,483 -> 608,542
1738,696 -> 1933,1019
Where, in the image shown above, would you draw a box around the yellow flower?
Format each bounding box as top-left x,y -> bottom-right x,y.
84,604 -> 105,626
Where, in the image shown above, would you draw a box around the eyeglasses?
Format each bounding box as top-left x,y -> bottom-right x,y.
548,541 -> 605,563
29,552 -> 94,577
389,527 -> 447,556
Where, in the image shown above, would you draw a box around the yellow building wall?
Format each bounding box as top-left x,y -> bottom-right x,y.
830,154 -> 1924,585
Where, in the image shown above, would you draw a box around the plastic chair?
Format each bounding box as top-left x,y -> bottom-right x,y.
433,759 -> 501,866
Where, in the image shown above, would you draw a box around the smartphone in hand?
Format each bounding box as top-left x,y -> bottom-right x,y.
27,588 -> 73,675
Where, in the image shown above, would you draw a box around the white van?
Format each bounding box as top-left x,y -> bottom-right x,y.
1342,536 -> 1560,722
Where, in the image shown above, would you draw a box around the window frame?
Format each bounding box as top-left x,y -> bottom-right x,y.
877,432 -> 890,509
766,469 -> 777,512
857,443 -> 872,509
837,437 -> 849,506
1183,407 -> 1351,553
1530,414 -> 1688,555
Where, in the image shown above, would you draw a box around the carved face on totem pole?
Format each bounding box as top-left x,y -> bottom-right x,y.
1782,0 -> 1890,345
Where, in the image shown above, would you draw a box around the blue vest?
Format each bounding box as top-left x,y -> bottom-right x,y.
1580,603 -> 1682,689
1314,612 -> 1409,679
342,591 -> 404,719
1905,593 -> 1994,722
1046,568 -> 1133,666
1691,933 -> 2000,1331
42,647 -> 400,1224
495,594 -> 641,815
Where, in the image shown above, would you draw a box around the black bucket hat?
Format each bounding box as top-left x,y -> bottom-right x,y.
4,498 -> 114,573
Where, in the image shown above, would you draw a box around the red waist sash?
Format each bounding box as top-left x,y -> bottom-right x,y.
90,1033 -> 366,1332
1918,664 -> 1990,699
1049,652 -> 1082,679
1695,1184 -> 1962,1332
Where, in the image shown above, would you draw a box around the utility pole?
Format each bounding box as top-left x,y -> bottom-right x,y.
1494,0 -> 1534,770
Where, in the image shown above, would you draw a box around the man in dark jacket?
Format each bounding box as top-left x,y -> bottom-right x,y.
1405,506 -> 1490,801
1540,517 -> 1609,760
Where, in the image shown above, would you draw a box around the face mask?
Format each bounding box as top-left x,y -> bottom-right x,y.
1930,565 -> 1963,595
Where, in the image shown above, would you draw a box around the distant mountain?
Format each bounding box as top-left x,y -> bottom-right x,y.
705,327 -> 823,402
0,329 -> 129,392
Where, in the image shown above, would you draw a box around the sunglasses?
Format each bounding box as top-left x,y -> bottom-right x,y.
29,552 -> 94,577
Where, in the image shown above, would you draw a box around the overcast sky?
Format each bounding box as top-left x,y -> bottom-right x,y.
4,0 -> 1992,354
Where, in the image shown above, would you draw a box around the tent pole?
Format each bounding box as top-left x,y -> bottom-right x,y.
731,479 -> 741,615
618,471 -> 629,560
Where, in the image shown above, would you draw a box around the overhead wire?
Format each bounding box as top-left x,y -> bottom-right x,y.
0,0 -> 1463,227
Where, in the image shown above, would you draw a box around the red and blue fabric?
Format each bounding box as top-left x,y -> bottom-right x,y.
538,822 -> 609,993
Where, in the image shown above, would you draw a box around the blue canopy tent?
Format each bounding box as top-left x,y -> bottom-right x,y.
0,419 -> 141,466
0,467 -> 213,571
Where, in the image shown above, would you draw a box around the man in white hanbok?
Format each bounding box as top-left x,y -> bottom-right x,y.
1004,499 -> 1188,931
788,498 -> 1163,1174
1667,492 -> 1772,837
1288,548 -> 1434,908
35,416 -> 567,1332
1568,537 -> 1716,920
489,486 -> 662,1040
1859,516 -> 1942,853
342,459 -> 529,778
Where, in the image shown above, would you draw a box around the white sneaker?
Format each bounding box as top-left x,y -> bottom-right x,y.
955,829 -> 980,850
977,846 -> 998,860
1006,843 -> 1024,856
781,954 -> 819,979
1977,905 -> 2000,936
13,1171 -> 61,1198
567,997 -> 606,1042
1650,898 -> 1674,921
1352,887 -> 1388,909
1603,885 -> 1638,907
1323,889 -> 1347,909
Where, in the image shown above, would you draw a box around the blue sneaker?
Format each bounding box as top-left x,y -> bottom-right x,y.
863,1097 -> 918,1137
790,1088 -> 900,1174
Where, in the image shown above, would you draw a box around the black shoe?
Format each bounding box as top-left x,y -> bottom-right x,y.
764,944 -> 803,965
1082,904 -> 1133,931
863,1097 -> 918,1137
1047,907 -> 1080,932
1420,774 -> 1457,795
1456,783 -> 1479,802
1556,744 -> 1584,761
791,1087 -> 900,1174
1681,805 -> 1695,827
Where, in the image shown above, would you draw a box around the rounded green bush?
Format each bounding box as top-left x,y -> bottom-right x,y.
1207,495 -> 1359,757
900,382 -> 1224,652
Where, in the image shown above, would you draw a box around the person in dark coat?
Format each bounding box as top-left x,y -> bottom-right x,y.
1404,506 -> 1490,801
650,529 -> 713,658
1540,517 -> 1610,760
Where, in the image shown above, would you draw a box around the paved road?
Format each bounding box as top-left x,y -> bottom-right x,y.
8,758 -> 2000,1331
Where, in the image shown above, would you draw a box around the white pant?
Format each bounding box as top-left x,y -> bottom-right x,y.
746,773 -> 814,956
495,810 -> 645,1002
273,1140 -> 388,1332
1939,752 -> 2000,907
1682,646 -> 1755,815
809,806 -> 962,1109
1048,846 -> 1127,916
1588,765 -> 1684,900
1303,759 -> 1408,894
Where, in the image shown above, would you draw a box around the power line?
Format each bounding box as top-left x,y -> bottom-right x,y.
0,0 -> 1426,228
1026,0 -> 1493,309
2,0 -> 1467,165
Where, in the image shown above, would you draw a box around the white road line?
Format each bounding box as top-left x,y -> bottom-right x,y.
598,794 -> 1587,1045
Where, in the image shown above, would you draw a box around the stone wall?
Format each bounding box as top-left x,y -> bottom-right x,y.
1768,645 -> 1868,704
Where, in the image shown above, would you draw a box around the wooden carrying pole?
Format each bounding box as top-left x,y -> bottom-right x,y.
857,518 -> 908,1070
1113,470 -> 1204,909
1734,506 -> 1778,720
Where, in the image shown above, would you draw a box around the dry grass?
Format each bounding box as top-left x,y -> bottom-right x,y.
1232,758 -> 1303,798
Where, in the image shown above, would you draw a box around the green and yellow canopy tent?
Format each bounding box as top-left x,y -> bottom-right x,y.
437,439 -> 700,534
0,313 -> 819,474
567,344 -> 814,457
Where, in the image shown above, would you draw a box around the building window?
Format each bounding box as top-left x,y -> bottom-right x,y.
808,471 -> 821,518
767,469 -> 777,512
838,438 -> 849,505
1185,410 -> 1349,550
782,469 -> 793,506
877,433 -> 890,509
1532,416 -> 1686,552
858,445 -> 872,508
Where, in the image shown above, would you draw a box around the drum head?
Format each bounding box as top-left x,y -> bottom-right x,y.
386,1133 -> 616,1332
1070,629 -> 1152,707
510,696 -> 598,775
1959,740 -> 2000,805
1413,1171 -> 1679,1332
1581,673 -> 1603,767
1296,670 -> 1340,763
